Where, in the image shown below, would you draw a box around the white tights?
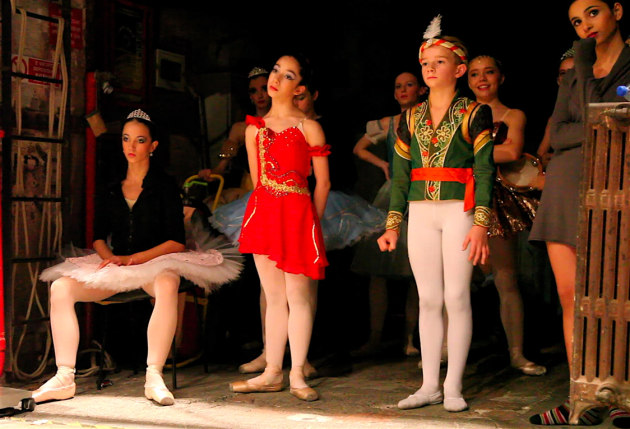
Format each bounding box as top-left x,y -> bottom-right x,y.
408,201 -> 473,399
250,254 -> 316,389
49,271 -> 180,371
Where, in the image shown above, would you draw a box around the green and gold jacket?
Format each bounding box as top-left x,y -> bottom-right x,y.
386,95 -> 495,231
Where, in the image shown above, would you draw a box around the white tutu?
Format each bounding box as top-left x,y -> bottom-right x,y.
40,215 -> 243,294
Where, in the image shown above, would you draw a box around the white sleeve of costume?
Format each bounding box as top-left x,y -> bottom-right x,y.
365,120 -> 387,144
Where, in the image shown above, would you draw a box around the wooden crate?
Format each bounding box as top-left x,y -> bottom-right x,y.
571,102 -> 630,423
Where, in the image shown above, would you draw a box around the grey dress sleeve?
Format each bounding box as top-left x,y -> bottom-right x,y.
549,39 -> 599,152
549,70 -> 584,152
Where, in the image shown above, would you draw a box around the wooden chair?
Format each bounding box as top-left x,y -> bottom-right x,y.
94,280 -> 206,390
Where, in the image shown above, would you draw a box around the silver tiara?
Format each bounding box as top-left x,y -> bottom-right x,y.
248,67 -> 268,79
127,109 -> 151,122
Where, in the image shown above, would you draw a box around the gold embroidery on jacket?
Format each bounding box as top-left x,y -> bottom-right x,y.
414,99 -> 469,201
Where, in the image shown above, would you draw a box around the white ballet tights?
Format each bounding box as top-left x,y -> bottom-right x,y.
49,271 -> 179,371
407,201 -> 473,400
143,271 -> 180,367
251,254 -> 316,389
49,277 -> 114,368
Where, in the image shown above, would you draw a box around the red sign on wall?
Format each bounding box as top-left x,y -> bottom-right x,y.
12,55 -> 61,86
48,4 -> 83,50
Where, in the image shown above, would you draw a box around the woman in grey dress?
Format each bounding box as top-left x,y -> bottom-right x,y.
529,0 -> 630,425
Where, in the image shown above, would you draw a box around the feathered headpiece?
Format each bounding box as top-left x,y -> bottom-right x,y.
423,14 -> 443,40
419,15 -> 467,64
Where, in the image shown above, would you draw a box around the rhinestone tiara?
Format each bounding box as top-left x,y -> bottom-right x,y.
126,109 -> 151,122
248,67 -> 268,79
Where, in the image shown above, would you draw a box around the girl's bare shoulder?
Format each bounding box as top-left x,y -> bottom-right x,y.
504,108 -> 526,126
244,124 -> 259,141
302,119 -> 325,146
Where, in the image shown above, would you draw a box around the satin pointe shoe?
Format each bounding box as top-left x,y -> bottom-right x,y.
144,384 -> 175,406
398,390 -> 443,410
32,380 -> 76,403
509,348 -> 546,376
145,366 -> 174,406
32,367 -> 76,403
404,344 -> 420,357
230,379 -> 284,393
238,355 -> 267,374
290,386 -> 319,402
444,396 -> 469,412
303,362 -> 318,380
512,361 -> 547,376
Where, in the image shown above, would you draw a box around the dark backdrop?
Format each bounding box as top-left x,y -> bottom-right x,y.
145,0 -> 630,165
200,1 -> 596,154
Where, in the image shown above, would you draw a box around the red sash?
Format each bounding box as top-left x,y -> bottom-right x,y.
411,167 -> 475,212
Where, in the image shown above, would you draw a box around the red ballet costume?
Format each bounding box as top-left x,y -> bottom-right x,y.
238,115 -> 330,280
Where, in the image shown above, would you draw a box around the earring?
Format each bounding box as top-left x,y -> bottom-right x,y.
150,152 -> 153,157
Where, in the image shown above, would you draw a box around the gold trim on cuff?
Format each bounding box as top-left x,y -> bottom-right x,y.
386,211 -> 403,233
473,206 -> 492,228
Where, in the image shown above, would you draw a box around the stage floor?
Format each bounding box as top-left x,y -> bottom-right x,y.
0,343 -> 618,429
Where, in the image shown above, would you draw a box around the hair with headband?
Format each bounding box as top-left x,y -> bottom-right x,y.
419,15 -> 468,65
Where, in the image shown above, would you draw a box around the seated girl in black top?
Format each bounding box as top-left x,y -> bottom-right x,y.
35,110 -> 241,406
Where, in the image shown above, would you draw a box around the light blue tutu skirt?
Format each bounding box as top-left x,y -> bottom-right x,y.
350,180 -> 413,279
209,190 -> 386,251
208,191 -> 253,245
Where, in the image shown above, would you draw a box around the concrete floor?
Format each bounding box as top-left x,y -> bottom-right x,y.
0,345 -> 619,429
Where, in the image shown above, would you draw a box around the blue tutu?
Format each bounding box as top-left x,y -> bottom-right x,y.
350,180 -> 413,278
209,190 -> 386,251
209,191 -> 252,245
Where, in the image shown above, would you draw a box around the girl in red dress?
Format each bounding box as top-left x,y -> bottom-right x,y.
229,54 -> 330,401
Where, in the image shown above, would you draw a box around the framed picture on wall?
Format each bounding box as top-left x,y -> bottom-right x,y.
155,49 -> 185,91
